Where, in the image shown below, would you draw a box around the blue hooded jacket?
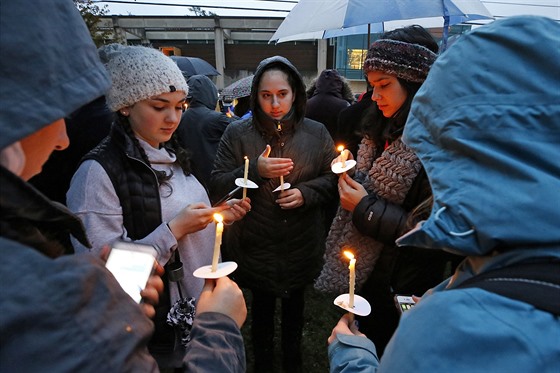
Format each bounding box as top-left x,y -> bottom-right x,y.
0,0 -> 110,151
329,16 -> 560,373
0,1 -> 159,372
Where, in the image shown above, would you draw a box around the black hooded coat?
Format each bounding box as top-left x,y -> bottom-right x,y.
210,56 -> 338,296
176,75 -> 235,187
305,69 -> 350,139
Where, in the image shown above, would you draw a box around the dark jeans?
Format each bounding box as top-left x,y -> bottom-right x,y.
251,287 -> 305,373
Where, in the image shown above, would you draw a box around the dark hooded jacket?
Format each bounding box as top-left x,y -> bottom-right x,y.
210,56 -> 338,296
305,69 -> 351,139
176,74 -> 235,187
0,1 -> 159,371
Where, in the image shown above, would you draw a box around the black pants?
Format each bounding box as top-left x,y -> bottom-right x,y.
251,287 -> 305,373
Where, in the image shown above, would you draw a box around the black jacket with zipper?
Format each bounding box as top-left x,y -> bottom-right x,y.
209,56 -> 338,296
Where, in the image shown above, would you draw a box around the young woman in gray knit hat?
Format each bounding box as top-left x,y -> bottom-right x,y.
315,25 -> 463,356
67,44 -> 250,370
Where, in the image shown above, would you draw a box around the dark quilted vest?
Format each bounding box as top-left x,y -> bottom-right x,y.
83,124 -> 177,354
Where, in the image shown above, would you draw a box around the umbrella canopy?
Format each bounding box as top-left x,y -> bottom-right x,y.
270,0 -> 493,48
221,75 -> 254,102
169,56 -> 220,78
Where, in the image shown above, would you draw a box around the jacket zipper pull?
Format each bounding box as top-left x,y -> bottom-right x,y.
276,121 -> 282,132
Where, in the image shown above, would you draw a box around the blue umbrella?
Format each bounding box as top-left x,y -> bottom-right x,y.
270,0 -> 493,49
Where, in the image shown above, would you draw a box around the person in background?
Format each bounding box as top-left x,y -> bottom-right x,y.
305,69 -> 353,140
210,55 -> 338,373
317,25 -> 461,357
66,44 -> 250,371
335,81 -> 372,157
328,15 -> 560,372
233,95 -> 252,119
176,74 -> 235,187
225,75 -> 254,120
0,1 -> 247,372
305,68 -> 353,235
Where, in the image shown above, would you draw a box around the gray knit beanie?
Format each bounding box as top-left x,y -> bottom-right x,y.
363,39 -> 437,83
99,44 -> 189,111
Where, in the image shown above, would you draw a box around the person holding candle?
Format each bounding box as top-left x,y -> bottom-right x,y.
316,25 -> 462,356
66,44 -> 251,370
210,55 -> 338,372
0,1 -> 250,372
328,16 -> 560,372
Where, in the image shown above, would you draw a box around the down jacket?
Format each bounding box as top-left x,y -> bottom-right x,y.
210,56 -> 338,296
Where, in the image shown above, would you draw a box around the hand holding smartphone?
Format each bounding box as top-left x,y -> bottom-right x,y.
105,241 -> 157,303
394,295 -> 416,314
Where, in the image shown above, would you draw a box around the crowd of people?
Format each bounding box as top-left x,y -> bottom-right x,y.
1,0 -> 558,372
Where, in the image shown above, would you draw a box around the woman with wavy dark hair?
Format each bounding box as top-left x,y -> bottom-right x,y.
317,25 -> 462,356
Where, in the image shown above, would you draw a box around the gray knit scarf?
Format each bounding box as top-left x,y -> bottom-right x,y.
314,136 -> 422,294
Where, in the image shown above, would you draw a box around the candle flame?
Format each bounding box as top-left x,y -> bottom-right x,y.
213,213 -> 223,223
343,251 -> 354,260
337,145 -> 344,152
244,156 -> 248,160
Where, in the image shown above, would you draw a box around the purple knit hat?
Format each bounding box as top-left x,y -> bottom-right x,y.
363,39 -> 437,83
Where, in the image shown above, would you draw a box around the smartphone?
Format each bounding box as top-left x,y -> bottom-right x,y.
105,241 -> 157,303
394,295 -> 416,314
212,186 -> 242,207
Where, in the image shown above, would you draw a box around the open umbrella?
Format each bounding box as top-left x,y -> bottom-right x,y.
169,56 -> 220,78
270,0 -> 493,49
221,75 -> 254,102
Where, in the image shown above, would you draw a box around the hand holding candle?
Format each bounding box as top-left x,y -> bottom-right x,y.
211,213 -> 224,272
242,156 -> 249,199
344,251 -> 356,308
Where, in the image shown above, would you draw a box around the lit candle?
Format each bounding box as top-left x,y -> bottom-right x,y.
280,175 -> 284,191
344,251 -> 356,308
242,156 -> 249,199
212,213 -> 224,272
337,145 -> 348,168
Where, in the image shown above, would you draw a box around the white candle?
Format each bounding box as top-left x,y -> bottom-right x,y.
242,156 -> 249,199
280,175 -> 284,191
344,251 -> 356,308
338,145 -> 348,168
211,213 -> 224,272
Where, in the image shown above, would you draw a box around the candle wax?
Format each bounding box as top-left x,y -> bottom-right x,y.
242,156 -> 249,199
349,257 -> 356,308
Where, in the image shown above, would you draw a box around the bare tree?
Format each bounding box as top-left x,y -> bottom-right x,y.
73,0 -> 112,47
188,6 -> 216,16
